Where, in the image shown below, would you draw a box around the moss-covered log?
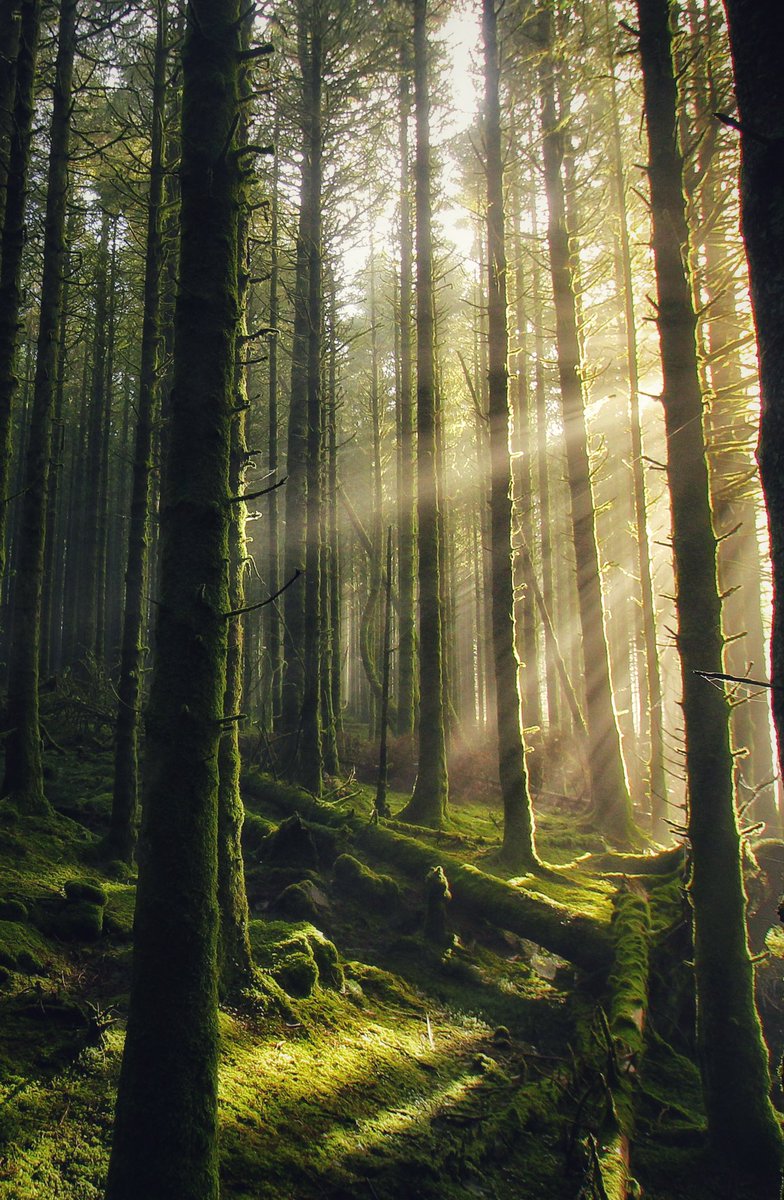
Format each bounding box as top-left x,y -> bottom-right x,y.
594,882 -> 650,1199
244,774 -> 614,973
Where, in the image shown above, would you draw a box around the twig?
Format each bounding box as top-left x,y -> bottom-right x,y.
225,569 -> 301,618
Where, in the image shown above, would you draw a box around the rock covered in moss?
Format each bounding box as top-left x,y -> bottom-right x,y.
262,813 -> 320,871
274,879 -> 330,923
275,882 -> 319,922
64,878 -> 108,906
333,854 -> 401,910
56,899 -> 104,942
249,919 -> 344,998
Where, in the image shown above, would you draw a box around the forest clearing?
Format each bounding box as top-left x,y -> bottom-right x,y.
0,0 -> 783,1197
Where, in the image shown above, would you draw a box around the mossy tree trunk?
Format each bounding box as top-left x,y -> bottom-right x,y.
482,0 -> 537,870
603,0 -> 667,833
104,0 -> 241,1193
2,0 -> 75,815
295,0 -> 323,795
637,0 -> 783,1177
529,182 -> 560,734
396,49 -> 416,738
326,273 -> 342,749
265,115 -> 282,725
398,0 -> 448,829
109,0 -> 168,862
76,209 -> 110,661
536,5 -> 635,847
279,81 -> 311,765
216,14 -> 256,999
0,0 -> 39,592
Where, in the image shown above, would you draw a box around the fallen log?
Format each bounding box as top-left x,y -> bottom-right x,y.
242,772 -> 615,975
594,880 -> 650,1199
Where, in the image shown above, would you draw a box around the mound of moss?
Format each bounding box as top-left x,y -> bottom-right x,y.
249,920 -> 344,997
333,853 -> 401,910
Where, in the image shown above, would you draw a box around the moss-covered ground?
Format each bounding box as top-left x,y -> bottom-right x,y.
0,753 -> 781,1198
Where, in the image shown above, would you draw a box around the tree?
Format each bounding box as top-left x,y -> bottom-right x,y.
482,0 -> 537,869
108,0 -> 168,862
105,0 -> 242,1191
534,2 -> 635,846
2,0 -> 76,814
637,0 -> 782,1176
0,0 -> 40,589
398,0 -> 448,828
721,0 -> 784,799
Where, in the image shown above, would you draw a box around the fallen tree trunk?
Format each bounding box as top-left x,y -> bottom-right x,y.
594,880 -> 650,1198
243,772 -> 615,974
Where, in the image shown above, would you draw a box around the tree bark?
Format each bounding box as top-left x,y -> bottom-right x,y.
0,0 -> 39,592
396,50 -> 417,738
109,0 -> 168,862
104,0 -> 241,1192
638,0 -> 782,1176
536,5 -> 634,846
398,0 -> 448,828
483,0 -> 537,869
2,0 -> 75,814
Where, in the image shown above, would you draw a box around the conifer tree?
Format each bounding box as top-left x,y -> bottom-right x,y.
483,0 -> 537,868
637,0 -> 782,1175
105,0 -> 242,1191
2,0 -> 76,814
398,0 -> 449,828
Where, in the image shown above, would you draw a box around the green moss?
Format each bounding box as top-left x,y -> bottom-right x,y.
103,886 -> 136,941
0,898 -> 28,921
274,882 -> 319,922
241,810 -> 274,855
55,901 -> 104,943
333,853 -> 401,909
249,920 -> 343,998
0,919 -> 52,975
64,878 -> 108,906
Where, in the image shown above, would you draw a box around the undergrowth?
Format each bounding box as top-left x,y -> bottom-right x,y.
0,753 -> 780,1198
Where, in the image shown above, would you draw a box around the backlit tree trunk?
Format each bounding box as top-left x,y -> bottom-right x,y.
638,0 -> 782,1176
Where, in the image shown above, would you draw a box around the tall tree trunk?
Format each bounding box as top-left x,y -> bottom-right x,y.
604,0 -> 667,830
296,0 -> 323,794
326,274 -> 342,747
536,5 -> 634,846
687,0 -> 776,829
638,0 -> 782,1176
0,0 -> 39,591
104,0 -> 241,1191
398,0 -> 448,828
2,0 -> 75,813
266,113 -> 282,724
396,51 -> 416,738
529,186 -> 560,733
0,1 -> 22,237
77,210 -> 110,661
483,0 -> 537,869
41,208 -> 73,676
110,0 -> 168,859
279,63 -> 311,762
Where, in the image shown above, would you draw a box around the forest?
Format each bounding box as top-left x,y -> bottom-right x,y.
0,0 -> 783,1196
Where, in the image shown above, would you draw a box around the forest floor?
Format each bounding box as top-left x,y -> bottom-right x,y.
0,742 -> 782,1199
